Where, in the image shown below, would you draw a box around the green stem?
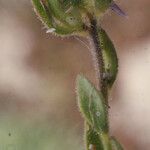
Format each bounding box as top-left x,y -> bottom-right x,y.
99,133 -> 112,150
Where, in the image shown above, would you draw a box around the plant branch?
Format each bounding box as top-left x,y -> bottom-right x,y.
32,1 -> 124,150
89,18 -> 108,100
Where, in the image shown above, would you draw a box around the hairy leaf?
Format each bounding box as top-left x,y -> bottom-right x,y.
32,0 -> 53,28
99,28 -> 118,88
76,75 -> 108,133
85,125 -> 103,150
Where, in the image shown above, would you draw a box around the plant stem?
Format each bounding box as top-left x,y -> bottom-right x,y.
89,18 -> 108,100
87,17 -> 111,150
99,133 -> 112,150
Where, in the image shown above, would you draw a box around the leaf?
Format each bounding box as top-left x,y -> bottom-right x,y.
95,0 -> 112,14
31,0 -> 53,28
76,75 -> 108,133
110,137 -> 124,150
85,124 -> 103,150
47,0 -> 67,23
32,0 -> 84,36
99,28 -> 118,88
85,124 -> 112,150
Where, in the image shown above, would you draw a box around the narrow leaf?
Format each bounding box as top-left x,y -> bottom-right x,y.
99,28 -> 118,88
32,0 -> 53,28
95,0 -> 112,13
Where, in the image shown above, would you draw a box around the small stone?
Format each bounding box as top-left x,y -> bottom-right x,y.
46,28 -> 56,33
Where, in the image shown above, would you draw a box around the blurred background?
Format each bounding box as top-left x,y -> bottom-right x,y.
0,0 -> 150,149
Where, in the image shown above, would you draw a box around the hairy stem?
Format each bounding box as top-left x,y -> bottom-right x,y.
89,18 -> 108,100
87,17 -> 111,150
99,133 -> 112,150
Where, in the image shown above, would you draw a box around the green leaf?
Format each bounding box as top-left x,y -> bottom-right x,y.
76,75 -> 108,133
85,125 -> 103,150
99,28 -> 118,88
110,137 -> 124,150
47,0 -> 67,23
31,0 -> 53,28
32,0 -> 84,36
95,0 -> 112,12
47,0 -> 83,29
85,124 -> 112,150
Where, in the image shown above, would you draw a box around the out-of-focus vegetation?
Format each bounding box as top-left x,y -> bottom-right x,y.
0,116 -> 83,150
